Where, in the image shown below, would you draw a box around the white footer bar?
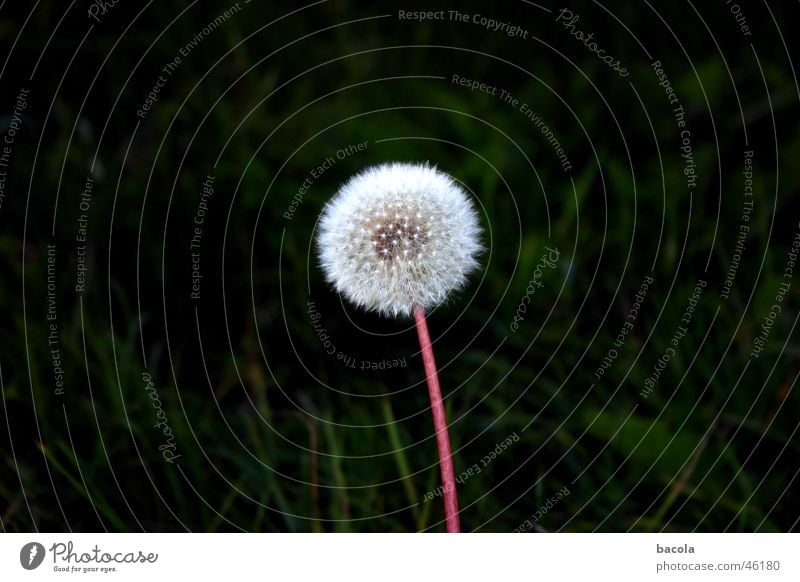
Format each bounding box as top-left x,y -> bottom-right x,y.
1,533 -> 797,581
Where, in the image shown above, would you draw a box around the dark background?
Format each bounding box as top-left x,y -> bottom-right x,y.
1,0 -> 798,532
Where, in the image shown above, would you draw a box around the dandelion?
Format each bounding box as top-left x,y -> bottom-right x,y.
317,162 -> 483,532
317,163 -> 482,318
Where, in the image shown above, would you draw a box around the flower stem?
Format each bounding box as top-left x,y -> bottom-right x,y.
413,305 -> 460,533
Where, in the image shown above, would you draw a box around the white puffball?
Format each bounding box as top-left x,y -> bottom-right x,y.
317,163 -> 483,317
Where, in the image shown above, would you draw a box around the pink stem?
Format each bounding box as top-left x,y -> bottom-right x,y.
413,305 -> 460,533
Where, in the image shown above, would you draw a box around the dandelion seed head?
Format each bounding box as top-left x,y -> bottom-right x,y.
317,163 -> 483,317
